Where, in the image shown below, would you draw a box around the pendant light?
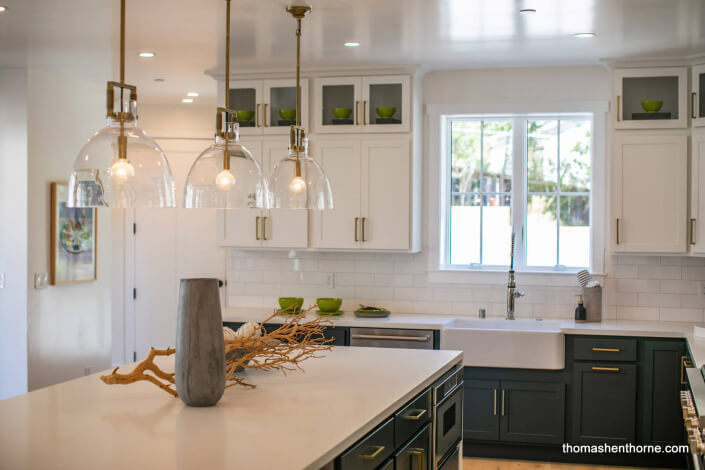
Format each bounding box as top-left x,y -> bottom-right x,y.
268,6 -> 333,210
68,0 -> 175,208
182,0 -> 267,209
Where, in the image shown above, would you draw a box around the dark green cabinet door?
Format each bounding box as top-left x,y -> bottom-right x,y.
573,363 -> 637,444
641,340 -> 686,445
499,381 -> 565,444
463,380 -> 500,441
394,423 -> 431,470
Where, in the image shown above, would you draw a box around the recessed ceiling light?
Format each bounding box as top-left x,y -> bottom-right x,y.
186,92 -> 199,97
138,52 -> 155,58
182,98 -> 193,103
344,42 -> 360,47
519,8 -> 536,14
154,78 -> 165,82
0,6 -> 8,13
573,33 -> 596,38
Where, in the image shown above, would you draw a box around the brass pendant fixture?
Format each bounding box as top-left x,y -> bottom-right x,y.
268,5 -> 334,210
182,0 -> 267,209
68,0 -> 175,208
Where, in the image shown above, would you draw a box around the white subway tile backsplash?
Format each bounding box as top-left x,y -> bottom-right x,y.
660,280 -> 701,295
616,306 -> 659,321
615,279 -> 660,293
682,267 -> 705,281
637,293 -> 680,308
618,255 -> 661,265
611,264 -> 638,279
637,265 -> 681,280
659,308 -> 704,322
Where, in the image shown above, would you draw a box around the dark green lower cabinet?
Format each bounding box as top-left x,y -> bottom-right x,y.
394,423 -> 431,470
463,380 -> 500,441
572,362 -> 637,444
500,381 -> 565,444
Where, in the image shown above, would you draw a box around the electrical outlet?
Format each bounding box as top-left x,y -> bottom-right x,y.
34,273 -> 48,289
0,272 -> 4,289
84,367 -> 92,376
326,273 -> 335,288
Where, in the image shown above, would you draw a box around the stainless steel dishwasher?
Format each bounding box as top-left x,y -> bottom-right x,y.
349,327 -> 434,349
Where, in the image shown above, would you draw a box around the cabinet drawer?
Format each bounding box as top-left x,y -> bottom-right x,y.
573,337 -> 637,362
395,388 -> 431,447
395,423 -> 431,470
339,417 -> 394,470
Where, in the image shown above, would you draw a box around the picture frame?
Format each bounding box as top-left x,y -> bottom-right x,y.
50,182 -> 97,285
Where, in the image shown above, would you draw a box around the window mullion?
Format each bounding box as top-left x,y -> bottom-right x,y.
511,118 -> 526,270
556,119 -> 561,268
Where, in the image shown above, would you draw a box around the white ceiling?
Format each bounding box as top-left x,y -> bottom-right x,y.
2,0 -> 705,105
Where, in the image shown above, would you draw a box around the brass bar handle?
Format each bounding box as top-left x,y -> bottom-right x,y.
354,100 -> 360,125
263,103 -> 268,127
617,95 -> 621,122
361,445 -> 385,460
691,219 -> 696,245
363,100 -> 367,125
409,448 -> 424,469
682,355 -> 693,385
693,92 -> 697,119
255,103 -> 261,127
501,390 -> 505,416
592,347 -> 620,352
616,218 -> 620,245
403,409 -> 427,421
354,217 -> 359,242
262,216 -> 268,241
255,216 -> 260,240
493,389 -> 497,416
592,367 -> 620,372
361,217 -> 367,242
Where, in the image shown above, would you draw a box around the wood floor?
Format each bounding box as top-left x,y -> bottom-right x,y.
463,458 -> 666,470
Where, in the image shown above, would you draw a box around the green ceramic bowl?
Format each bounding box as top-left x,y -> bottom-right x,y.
376,106 -> 397,118
641,100 -> 663,113
278,297 -> 304,314
316,298 -> 342,313
333,107 -> 352,119
236,110 -> 255,122
279,109 -> 296,120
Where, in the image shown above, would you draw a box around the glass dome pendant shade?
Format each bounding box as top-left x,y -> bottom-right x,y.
182,110 -> 267,209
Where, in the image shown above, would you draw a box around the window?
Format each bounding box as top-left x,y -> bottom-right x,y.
444,114 -> 592,271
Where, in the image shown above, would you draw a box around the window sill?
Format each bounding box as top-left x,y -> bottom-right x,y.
428,268 -> 605,287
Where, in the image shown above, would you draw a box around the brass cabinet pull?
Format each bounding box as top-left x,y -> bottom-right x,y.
682,356 -> 693,385
354,217 -> 359,242
592,366 -> 620,372
493,389 -> 497,416
617,95 -> 621,122
262,216 -> 268,241
354,100 -> 360,125
363,100 -> 367,125
693,92 -> 698,119
501,390 -> 505,416
256,103 -> 261,127
263,103 -> 268,127
592,347 -> 620,352
409,448 -> 424,469
691,219 -> 697,245
255,216 -> 260,240
361,217 -> 367,242
404,409 -> 427,421
361,445 -> 385,460
616,218 -> 620,245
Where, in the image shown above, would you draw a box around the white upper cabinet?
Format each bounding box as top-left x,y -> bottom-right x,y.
222,78 -> 309,136
612,134 -> 687,253
613,67 -> 688,130
690,133 -> 705,254
313,75 -> 410,134
692,65 -> 705,128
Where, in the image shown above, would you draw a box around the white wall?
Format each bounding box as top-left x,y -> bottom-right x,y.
0,67 -> 29,399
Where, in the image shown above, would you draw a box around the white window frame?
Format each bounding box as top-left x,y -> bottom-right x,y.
425,102 -> 608,285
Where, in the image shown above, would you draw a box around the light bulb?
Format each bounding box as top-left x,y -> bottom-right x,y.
110,159 -> 135,181
289,176 -> 306,195
215,169 -> 235,191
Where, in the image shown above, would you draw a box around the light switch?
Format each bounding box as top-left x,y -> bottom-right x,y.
326,273 -> 335,288
34,273 -> 48,289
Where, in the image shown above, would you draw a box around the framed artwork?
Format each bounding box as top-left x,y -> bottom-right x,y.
50,182 -> 97,285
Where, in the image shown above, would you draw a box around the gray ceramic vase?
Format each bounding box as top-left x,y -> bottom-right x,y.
175,278 -> 225,407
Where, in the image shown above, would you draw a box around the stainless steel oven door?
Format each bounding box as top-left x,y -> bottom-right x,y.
435,381 -> 463,465
349,328 -> 434,349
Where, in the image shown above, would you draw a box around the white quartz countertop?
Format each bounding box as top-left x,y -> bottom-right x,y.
223,307 -> 705,368
0,347 -> 462,470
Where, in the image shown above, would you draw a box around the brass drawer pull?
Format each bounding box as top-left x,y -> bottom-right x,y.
493,389 -> 497,416
592,366 -> 620,372
256,103 -> 261,127
255,216 -> 260,240
592,347 -> 620,352
361,217 -> 367,242
403,409 -> 427,421
693,92 -> 698,119
616,218 -> 620,245
691,219 -> 697,245
501,390 -> 505,416
262,216 -> 268,241
682,356 -> 693,385
363,100 -> 367,125
617,95 -> 621,122
361,445 -> 385,460
263,103 -> 268,127
354,100 -> 360,125
409,448 -> 424,468
354,217 -> 359,242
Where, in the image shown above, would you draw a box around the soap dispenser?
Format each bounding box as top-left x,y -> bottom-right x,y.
575,295 -> 587,323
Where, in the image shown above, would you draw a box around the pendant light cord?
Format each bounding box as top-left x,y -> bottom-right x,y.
118,0 -> 126,159
296,17 -> 301,128
223,0 -> 231,170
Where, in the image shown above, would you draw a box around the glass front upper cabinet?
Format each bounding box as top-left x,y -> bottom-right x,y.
693,64 -> 705,128
313,75 -> 410,133
613,67 -> 688,130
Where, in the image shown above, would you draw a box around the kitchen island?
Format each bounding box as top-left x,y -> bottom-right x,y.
0,346 -> 462,470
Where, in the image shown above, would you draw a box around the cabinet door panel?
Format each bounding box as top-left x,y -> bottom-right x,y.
361,138 -> 410,250
222,79 -> 263,135
361,75 -> 411,133
693,65 -> 705,127
612,134 -> 687,252
692,134 -> 705,253
641,340 -> 686,445
463,380 -> 499,441
313,77 -> 362,134
262,78 -> 308,135
499,381 -> 565,445
572,363 -> 637,444
311,139 -> 362,248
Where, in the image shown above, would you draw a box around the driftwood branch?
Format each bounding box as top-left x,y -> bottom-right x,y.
100,347 -> 177,397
